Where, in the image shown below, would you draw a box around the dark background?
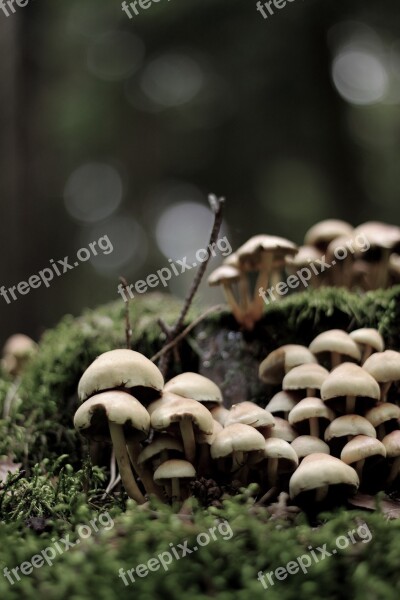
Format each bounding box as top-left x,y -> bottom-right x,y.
1,0 -> 400,342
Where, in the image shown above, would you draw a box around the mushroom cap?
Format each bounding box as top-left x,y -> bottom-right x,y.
208,265 -> 241,286
285,245 -> 322,271
340,435 -> 386,465
197,419 -> 223,445
163,372 -> 223,406
309,330 -> 361,362
2,334 -> 37,358
382,431 -> 400,458
282,364 -> 329,392
225,401 -> 275,430
363,350 -> 400,383
259,345 -> 317,385
137,434 -> 184,466
268,417 -> 298,442
304,220 -> 354,249
153,459 -> 196,483
265,391 -> 298,415
349,329 -> 385,353
210,423 -> 265,459
236,235 -> 297,271
289,453 -> 359,499
263,438 -> 298,468
78,349 -> 164,402
150,392 -> 214,435
210,405 -> 230,426
291,436 -> 330,459
73,390 -> 150,442
288,398 -> 335,426
223,252 -> 240,268
365,403 -> 400,428
321,363 -> 380,401
324,415 -> 377,442
353,221 -> 400,250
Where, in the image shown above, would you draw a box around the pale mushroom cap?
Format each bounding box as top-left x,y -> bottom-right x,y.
349,329 -> 385,353
282,364 -> 329,392
225,401 -> 275,429
236,235 -> 297,270
288,398 -> 335,426
223,253 -> 240,268
291,436 -> 330,459
265,391 -> 298,415
73,390 -> 150,442
153,459 -> 196,483
289,453 -> 359,498
341,435 -> 386,465
365,403 -> 400,428
324,415 -> 377,442
268,417 -> 298,442
285,245 -> 322,270
207,265 -> 241,286
259,345 -> 317,385
264,438 -> 298,467
164,372 -> 223,406
210,405 -> 230,426
363,350 -> 400,383
2,334 -> 37,358
150,393 -> 214,435
138,434 -> 184,465
304,220 -> 354,249
321,363 -> 380,401
78,349 -> 164,402
353,221 -> 400,249
309,330 -> 361,362
210,423 -> 265,459
382,431 -> 400,457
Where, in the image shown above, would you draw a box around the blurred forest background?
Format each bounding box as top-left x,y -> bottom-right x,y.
1,0 -> 400,342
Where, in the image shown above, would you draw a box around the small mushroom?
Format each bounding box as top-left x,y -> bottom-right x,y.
153,459 -> 196,502
262,438 -> 298,487
164,372 -> 223,408
349,328 -> 385,364
382,431 -> 400,486
265,391 -> 298,420
363,350 -> 400,401
282,364 -> 329,399
2,334 -> 37,377
138,434 -> 184,472
259,345 -> 317,386
224,401 -> 275,436
267,417 -> 298,443
365,403 -> 400,440
208,265 -> 246,327
285,246 -> 323,288
288,397 -> 335,438
324,415 -> 376,456
309,330 -> 361,369
291,436 -> 330,461
340,435 -> 386,484
210,423 -> 265,475
321,362 -> 380,414
304,219 -> 354,252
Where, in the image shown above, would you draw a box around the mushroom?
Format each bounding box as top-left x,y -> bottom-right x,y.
74,390 -> 150,504
149,392 -> 213,464
352,222 -> 400,289
321,362 -> 380,414
289,453 -> 359,503
324,415 -> 376,456
210,405 -> 230,426
349,328 -> 385,364
208,265 -> 246,327
363,350 -> 400,402
210,423 -> 265,475
326,236 -> 356,288
285,246 -> 323,288
365,403 -> 400,440
138,434 -> 184,472
153,459 -> 196,502
341,435 -> 386,483
223,252 -> 252,312
267,417 -> 298,443
265,391 -> 298,420
196,420 -> 223,476
262,438 -> 298,487
224,401 -> 275,436
288,397 -> 335,438
382,431 -> 400,486
282,364 -> 329,399
309,330 -> 361,369
291,436 -> 330,461
164,372 -> 223,408
304,219 -> 354,252
2,334 -> 37,377
78,349 -> 164,405
259,345 -> 317,386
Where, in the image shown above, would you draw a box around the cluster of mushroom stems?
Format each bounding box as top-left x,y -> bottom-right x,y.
208,220 -> 400,331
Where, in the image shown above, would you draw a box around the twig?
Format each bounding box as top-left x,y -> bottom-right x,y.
151,305 -> 225,363
157,194 -> 225,376
119,276 -> 132,349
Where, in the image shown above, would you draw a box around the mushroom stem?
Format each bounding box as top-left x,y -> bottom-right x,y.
346,395 -> 356,414
238,275 -> 252,311
252,255 -> 274,321
127,440 -> 164,500
108,422 -> 146,504
331,352 -> 341,369
306,388 -> 316,398
315,485 -> 329,502
179,418 -> 196,464
381,381 -> 392,402
309,417 -> 319,438
267,457 -> 279,486
171,477 -> 181,502
354,458 -> 365,481
222,284 -> 245,325
387,457 -> 400,485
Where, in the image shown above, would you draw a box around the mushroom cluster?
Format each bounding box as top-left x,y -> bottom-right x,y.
209,220 -> 400,330
260,329 -> 400,506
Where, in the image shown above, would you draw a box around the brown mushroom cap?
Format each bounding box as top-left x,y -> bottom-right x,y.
304,220 -> 354,250
236,235 -> 297,271
225,401 -> 275,430
164,372 -> 223,406
289,453 -> 359,499
309,330 -> 361,362
365,403 -> 400,429
363,350 -> 400,383
210,423 -> 265,459
153,459 -> 196,483
74,390 -> 150,442
324,415 -> 377,442
265,391 -> 298,416
259,345 -> 317,385
291,436 -> 330,459
78,349 -> 164,403
288,398 -> 335,426
321,363 -> 380,402
349,329 -> 385,354
282,364 -> 329,393
340,435 -> 386,465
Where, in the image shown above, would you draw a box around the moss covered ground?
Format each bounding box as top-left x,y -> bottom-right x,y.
1,287 -> 400,599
